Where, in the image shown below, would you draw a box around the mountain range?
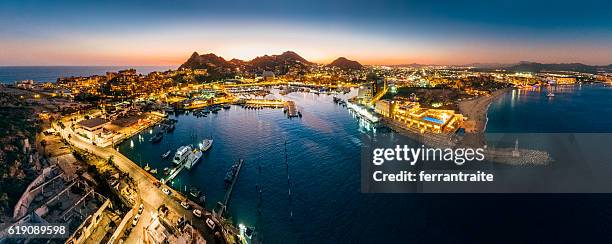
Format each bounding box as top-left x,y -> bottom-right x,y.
504,61 -> 612,73
179,51 -> 364,77
180,51 -> 316,76
179,51 -> 611,75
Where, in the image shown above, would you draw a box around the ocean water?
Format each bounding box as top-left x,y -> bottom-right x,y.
487,84 -> 612,133
0,66 -> 176,83
5,66 -> 612,242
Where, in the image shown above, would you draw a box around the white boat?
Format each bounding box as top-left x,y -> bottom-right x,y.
161,150 -> 171,159
173,146 -> 192,165
199,139 -> 213,152
547,92 -> 555,97
144,163 -> 151,171
185,149 -> 202,170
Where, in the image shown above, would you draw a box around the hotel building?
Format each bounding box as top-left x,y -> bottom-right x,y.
375,100 -> 463,133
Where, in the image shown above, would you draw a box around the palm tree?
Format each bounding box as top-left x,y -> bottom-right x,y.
40,139 -> 47,155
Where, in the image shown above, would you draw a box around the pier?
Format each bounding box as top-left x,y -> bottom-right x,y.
161,163 -> 185,184
218,159 -> 244,217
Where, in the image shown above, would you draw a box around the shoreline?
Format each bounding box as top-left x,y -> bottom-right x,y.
458,88 -> 512,134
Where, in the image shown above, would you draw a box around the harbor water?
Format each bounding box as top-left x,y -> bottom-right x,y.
118,85 -> 612,242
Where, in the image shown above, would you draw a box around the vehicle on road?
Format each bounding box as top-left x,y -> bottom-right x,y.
162,187 -> 171,195
132,214 -> 140,227
181,201 -> 190,209
138,204 -> 144,214
206,218 -> 216,230
193,209 -> 202,218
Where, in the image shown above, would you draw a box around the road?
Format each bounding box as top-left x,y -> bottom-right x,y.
55,116 -> 228,243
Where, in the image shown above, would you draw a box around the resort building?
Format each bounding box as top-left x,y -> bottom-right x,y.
549,76 -> 577,85
390,101 -> 463,133
374,99 -> 393,117
76,118 -> 110,145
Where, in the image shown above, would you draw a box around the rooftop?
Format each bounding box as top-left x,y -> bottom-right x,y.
77,118 -> 109,129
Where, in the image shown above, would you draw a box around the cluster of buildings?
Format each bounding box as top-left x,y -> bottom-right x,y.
376,99 -> 463,133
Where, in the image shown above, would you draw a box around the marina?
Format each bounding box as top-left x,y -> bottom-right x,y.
114,86 -> 612,242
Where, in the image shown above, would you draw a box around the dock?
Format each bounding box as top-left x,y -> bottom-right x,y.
285,101 -> 298,117
161,163 -> 185,184
218,159 -> 244,217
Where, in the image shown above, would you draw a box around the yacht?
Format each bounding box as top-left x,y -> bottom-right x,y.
185,148 -> 202,170
199,139 -> 213,152
173,146 -> 192,165
161,150 -> 171,159
150,132 -> 163,143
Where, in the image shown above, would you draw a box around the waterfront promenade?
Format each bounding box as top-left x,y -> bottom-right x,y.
55,114 -> 232,243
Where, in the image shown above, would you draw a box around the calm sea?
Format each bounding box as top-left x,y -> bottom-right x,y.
0,66 -> 176,83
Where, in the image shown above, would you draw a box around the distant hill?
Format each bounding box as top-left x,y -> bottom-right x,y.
179,51 -> 312,76
327,57 -> 363,70
248,51 -> 311,72
179,52 -> 236,71
506,61 -> 611,73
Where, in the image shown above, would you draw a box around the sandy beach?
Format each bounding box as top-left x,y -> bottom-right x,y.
458,88 -> 511,147
459,88 -> 511,133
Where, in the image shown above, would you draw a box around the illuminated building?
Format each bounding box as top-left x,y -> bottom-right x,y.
75,118 -> 110,144
375,99 -> 393,117
391,101 -> 463,133
555,77 -> 577,85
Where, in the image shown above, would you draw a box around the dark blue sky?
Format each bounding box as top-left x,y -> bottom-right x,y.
1,0 -> 610,65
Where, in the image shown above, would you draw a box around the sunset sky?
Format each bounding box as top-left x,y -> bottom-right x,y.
1,0 -> 611,66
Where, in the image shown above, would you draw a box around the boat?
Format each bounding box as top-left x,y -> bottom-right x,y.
224,160 -> 242,184
161,150 -> 171,159
163,167 -> 170,175
298,111 -> 302,117
144,163 -> 151,171
185,148 -> 202,170
189,186 -> 201,198
165,124 -> 175,133
199,139 -> 213,152
150,132 -> 163,143
198,195 -> 206,206
223,104 -> 231,109
547,92 -> 555,97
173,146 -> 192,165
150,168 -> 158,174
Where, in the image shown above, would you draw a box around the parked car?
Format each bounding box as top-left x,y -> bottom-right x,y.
193,209 -> 202,218
180,201 -> 190,209
138,203 -> 144,214
162,188 -> 171,195
206,218 -> 216,230
132,214 -> 140,227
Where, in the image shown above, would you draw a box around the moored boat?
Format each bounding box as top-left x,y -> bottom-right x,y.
199,139 -> 213,152
173,146 -> 192,165
161,150 -> 171,159
150,132 -> 164,143
185,148 -> 202,170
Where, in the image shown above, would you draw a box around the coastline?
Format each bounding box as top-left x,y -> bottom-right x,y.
458,88 -> 511,147
459,88 -> 511,134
